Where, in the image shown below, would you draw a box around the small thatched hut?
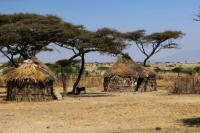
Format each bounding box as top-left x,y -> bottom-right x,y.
104,54 -> 157,92
5,59 -> 55,101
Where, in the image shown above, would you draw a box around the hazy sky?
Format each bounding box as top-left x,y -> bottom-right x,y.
0,0 -> 200,63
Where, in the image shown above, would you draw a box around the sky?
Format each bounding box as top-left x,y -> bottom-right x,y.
0,0 -> 200,63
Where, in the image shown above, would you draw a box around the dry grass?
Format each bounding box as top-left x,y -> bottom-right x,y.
1,63 -> 200,133
4,63 -> 53,83
1,87 -> 200,133
156,72 -> 178,90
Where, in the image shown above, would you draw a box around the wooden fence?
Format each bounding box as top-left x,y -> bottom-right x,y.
55,74 -> 104,88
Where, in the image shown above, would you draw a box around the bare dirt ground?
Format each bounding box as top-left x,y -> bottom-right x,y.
1,88 -> 200,133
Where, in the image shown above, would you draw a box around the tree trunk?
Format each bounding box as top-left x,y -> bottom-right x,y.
61,67 -> 67,96
143,54 -> 153,67
10,59 -> 18,67
143,55 -> 151,66
72,53 -> 85,95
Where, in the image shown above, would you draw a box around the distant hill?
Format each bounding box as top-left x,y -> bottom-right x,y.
153,50 -> 200,63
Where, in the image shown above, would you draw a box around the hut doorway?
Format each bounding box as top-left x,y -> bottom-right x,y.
136,78 -> 144,91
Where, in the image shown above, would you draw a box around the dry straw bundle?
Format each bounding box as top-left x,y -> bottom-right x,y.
5,61 -> 54,83
105,54 -> 155,78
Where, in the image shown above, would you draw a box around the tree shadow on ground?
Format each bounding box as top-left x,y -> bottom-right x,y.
66,92 -> 116,98
181,117 -> 200,127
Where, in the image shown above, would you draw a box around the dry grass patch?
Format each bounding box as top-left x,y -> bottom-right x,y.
1,89 -> 200,133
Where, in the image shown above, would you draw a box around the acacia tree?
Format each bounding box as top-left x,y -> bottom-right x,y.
0,13 -> 81,67
56,28 -> 126,95
124,30 -> 184,66
0,13 -> 126,95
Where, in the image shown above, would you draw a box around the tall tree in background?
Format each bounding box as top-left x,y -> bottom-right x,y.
124,30 -> 184,66
0,13 -> 81,67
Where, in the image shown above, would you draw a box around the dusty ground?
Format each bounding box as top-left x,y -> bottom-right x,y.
1,88 -> 200,133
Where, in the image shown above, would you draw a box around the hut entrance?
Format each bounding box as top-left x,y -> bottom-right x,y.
136,78 -> 144,91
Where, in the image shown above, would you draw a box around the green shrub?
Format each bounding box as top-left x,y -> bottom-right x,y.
172,67 -> 193,74
181,67 -> 193,74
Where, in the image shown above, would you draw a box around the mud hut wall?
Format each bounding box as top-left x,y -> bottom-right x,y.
6,80 -> 54,101
105,75 -> 137,91
104,74 -> 157,92
139,77 -> 157,92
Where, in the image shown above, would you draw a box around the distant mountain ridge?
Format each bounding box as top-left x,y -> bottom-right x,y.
152,50 -> 200,63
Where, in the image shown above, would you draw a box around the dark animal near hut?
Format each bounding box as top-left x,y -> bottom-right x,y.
76,87 -> 86,95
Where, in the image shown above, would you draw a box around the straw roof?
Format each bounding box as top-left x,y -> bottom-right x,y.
5,60 -> 54,83
104,54 -> 155,78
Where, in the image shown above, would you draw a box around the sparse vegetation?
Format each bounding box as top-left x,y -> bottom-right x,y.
0,1 -> 199,133
172,67 -> 193,74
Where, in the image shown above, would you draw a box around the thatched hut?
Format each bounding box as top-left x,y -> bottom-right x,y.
5,59 -> 55,101
104,54 -> 157,92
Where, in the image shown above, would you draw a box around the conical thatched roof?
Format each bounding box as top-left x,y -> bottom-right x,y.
5,59 -> 54,83
104,54 -> 155,78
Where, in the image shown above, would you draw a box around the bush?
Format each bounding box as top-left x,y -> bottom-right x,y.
172,67 -> 182,73
181,67 -> 193,74
172,67 -> 193,74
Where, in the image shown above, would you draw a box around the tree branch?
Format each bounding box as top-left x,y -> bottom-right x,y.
136,42 -> 148,56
